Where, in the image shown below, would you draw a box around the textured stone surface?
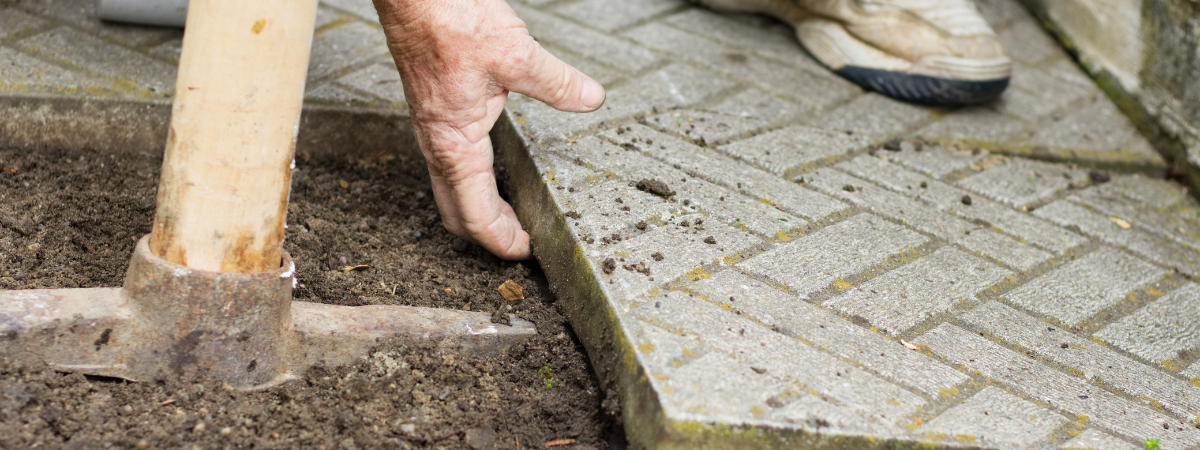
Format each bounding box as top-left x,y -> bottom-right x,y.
739,214 -> 928,297
1034,200 -> 1200,277
825,247 -> 1011,335
959,301 -> 1200,419
957,157 -> 1089,209
1094,283 -> 1200,366
5,0 -> 1197,447
915,387 -> 1066,449
1061,429 -> 1141,450
717,125 -> 869,177
1001,247 -> 1167,326
916,325 -> 1200,450
689,270 -> 970,396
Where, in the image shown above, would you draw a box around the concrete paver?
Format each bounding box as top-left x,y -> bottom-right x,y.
4,0 -> 1200,448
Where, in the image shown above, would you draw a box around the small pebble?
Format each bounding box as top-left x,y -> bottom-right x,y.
411,230 -> 422,239
136,440 -> 150,450
961,195 -> 973,205
220,427 -> 233,436
703,236 -> 716,244
400,423 -> 416,434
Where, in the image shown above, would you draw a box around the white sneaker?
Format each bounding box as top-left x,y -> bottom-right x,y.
691,0 -> 1011,105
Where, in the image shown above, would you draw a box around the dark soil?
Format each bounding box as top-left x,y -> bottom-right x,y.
0,146 -> 621,449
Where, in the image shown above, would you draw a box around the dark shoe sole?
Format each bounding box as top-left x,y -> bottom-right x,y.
834,66 -> 1009,106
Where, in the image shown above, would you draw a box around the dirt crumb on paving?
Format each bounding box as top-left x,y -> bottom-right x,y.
635,179 -> 674,198
0,146 -> 623,449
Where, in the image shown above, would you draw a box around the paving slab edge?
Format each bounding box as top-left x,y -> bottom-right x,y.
494,112 -> 987,450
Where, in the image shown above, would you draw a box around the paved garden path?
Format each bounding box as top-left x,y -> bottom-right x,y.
5,0 -> 1200,448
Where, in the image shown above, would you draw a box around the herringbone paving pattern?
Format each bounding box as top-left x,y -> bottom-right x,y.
499,0 -> 1200,448
3,0 -> 1200,448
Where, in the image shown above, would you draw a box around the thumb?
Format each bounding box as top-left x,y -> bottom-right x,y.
502,41 -> 605,112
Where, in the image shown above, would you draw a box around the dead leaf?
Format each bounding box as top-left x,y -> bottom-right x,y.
544,439 -> 576,448
340,265 -> 369,272
499,279 -> 525,301
900,340 -> 919,351
1110,217 -> 1131,229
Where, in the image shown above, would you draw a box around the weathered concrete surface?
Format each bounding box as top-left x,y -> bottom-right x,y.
4,0 -> 1200,448
1018,0 -> 1200,194
494,0 -> 1200,449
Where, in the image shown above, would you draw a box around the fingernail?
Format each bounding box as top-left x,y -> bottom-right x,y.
580,79 -> 605,110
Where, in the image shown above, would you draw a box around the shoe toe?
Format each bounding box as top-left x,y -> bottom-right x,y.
834,66 -> 1010,105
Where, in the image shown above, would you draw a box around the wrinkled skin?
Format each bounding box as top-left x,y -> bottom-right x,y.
372,0 -> 605,260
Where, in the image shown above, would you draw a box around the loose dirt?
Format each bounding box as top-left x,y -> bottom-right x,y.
0,146 -> 621,449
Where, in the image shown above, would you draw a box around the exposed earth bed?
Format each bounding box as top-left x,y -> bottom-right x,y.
0,145 -> 620,449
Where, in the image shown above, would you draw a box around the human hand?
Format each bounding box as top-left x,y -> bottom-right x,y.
372,0 -> 605,260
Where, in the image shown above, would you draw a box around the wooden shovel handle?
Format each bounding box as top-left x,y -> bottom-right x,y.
150,0 -> 318,273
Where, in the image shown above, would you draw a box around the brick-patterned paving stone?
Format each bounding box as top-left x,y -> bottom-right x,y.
0,47 -> 110,92
564,136 -> 804,237
996,17 -> 1065,66
335,63 -> 405,103
955,228 -> 1052,272
994,62 -> 1095,122
812,93 -> 936,142
739,214 -> 928,297
1068,177 -> 1200,253
915,387 -> 1066,449
1034,200 -> 1200,277
307,21 -> 388,81
659,8 -> 832,75
511,3 -> 660,73
833,154 -> 1083,255
512,64 -> 735,139
1094,283 -> 1200,365
1001,247 -> 1167,327
318,0 -> 380,23
825,247 -> 1010,335
914,106 -> 1032,143
623,22 -> 859,109
635,293 -> 925,424
916,325 -> 1200,450
883,144 -> 985,179
1061,429 -> 1141,450
717,125 -> 869,177
1030,100 -> 1163,163
804,167 -> 978,240
602,124 -> 850,223
957,158 -> 1090,209
0,7 -> 45,40
959,301 -> 1200,419
598,217 -> 762,302
18,26 -> 177,94
689,270 -> 970,396
554,0 -> 683,32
